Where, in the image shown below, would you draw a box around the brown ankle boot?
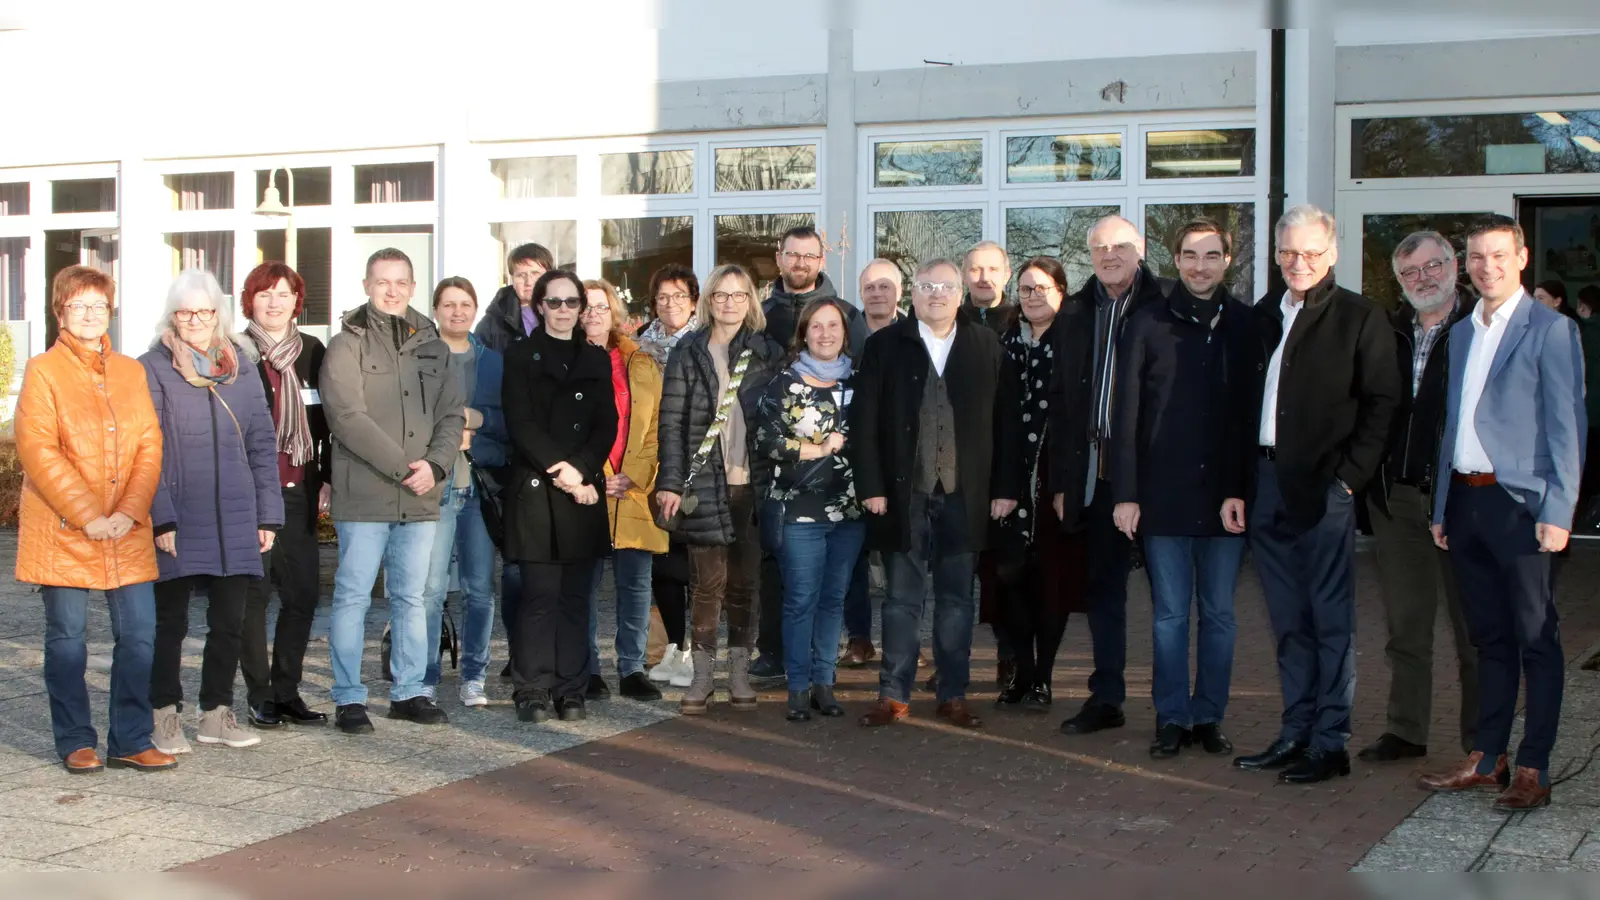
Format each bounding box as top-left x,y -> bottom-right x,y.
1417,751 -> 1509,792
1493,767 -> 1552,810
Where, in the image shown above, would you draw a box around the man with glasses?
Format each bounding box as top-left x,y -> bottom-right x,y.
1052,215 -> 1173,737
1228,205 -> 1399,783
854,259 -> 1010,729
475,243 -> 553,352
321,248 -> 466,734
1359,231 -> 1478,766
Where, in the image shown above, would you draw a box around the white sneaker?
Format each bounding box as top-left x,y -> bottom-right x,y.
151,704 -> 191,755
669,648 -> 695,688
196,707 -> 261,749
459,680 -> 488,708
649,644 -> 681,683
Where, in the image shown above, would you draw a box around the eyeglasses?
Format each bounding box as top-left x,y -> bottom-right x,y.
1398,259 -> 1448,283
511,271 -> 545,285
173,308 -> 217,323
67,301 -> 110,316
710,290 -> 751,304
1090,242 -> 1136,256
782,251 -> 823,264
1179,251 -> 1227,263
581,304 -> 611,317
1016,285 -> 1057,299
912,281 -> 959,296
542,297 -> 583,310
655,291 -> 692,306
1276,248 -> 1331,265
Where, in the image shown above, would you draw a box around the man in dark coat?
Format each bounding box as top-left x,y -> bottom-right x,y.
1228,205 -> 1400,784
1051,215 -> 1174,737
473,243 -> 552,353
853,258 -> 1010,729
961,240 -> 1019,337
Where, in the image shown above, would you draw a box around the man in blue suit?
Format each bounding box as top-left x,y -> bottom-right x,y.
1420,215 -> 1586,811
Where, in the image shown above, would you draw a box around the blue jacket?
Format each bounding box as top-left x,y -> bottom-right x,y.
1433,292 -> 1587,530
141,342 -> 284,581
465,334 -> 511,468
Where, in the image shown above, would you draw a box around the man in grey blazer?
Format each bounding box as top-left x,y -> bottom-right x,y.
1420,216 -> 1586,811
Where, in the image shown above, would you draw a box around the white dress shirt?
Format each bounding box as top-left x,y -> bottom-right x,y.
1452,288 -> 1526,473
918,319 -> 958,376
1258,292 -> 1304,447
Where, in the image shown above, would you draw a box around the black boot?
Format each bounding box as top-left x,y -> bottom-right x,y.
786,690 -> 812,722
810,685 -> 845,717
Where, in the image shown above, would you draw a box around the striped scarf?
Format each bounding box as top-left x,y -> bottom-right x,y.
245,320 -> 315,466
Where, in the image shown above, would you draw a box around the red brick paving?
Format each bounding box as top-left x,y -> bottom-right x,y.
185,547 -> 1600,878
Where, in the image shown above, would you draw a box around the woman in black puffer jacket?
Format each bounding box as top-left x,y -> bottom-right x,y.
654,264 -> 783,715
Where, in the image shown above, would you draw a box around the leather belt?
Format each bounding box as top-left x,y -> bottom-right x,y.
1259,446 -> 1277,460
1452,471 -> 1497,487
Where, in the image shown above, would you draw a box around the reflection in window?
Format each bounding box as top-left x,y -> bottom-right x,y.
714,145 -> 818,192
601,150 -> 694,195
602,216 -> 694,303
168,231 -> 234,296
1006,134 -> 1122,183
1359,213 -> 1485,312
874,139 -> 983,188
256,227 -> 332,327
1004,205 -> 1120,292
167,173 -> 234,211
492,157 -> 577,199
1352,110 -> 1600,178
1,237 -> 26,320
715,213 -> 817,295
52,178 -> 117,213
355,162 -> 435,203
874,209 -> 983,300
493,221 -> 578,273
0,183 -> 29,216
1145,129 -> 1255,178
1143,202 -> 1257,301
254,168 -> 333,207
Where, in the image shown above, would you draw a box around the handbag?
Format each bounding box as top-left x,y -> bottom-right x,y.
655,349 -> 753,531
758,456 -> 834,554
463,451 -> 506,549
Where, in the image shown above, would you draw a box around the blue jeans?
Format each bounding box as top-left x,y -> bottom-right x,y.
42,582 -> 158,760
881,489 -> 976,704
780,519 -> 866,690
1143,535 -> 1244,728
423,487 -> 499,685
588,549 -> 654,678
330,520 -> 438,706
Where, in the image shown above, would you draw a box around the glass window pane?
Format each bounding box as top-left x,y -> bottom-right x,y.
492,157 -> 577,199
714,145 -> 818,192
52,178 -> 116,213
715,212 -> 817,296
1005,134 -> 1122,183
601,150 -> 694,196
1359,212 -> 1486,312
256,227 -> 332,328
602,215 -> 694,304
874,139 -> 983,188
166,172 -> 234,211
1145,129 -> 1255,179
1144,202 -> 1257,301
0,183 -> 29,216
1529,202 -> 1600,307
1,237 -> 27,320
1352,110 -> 1600,178
355,162 -> 435,203
254,168 -> 332,207
874,209 -> 983,300
1004,205 -> 1121,292
168,231 -> 235,298
493,221 -> 578,273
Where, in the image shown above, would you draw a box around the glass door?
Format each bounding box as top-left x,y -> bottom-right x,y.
1334,188 -> 1511,311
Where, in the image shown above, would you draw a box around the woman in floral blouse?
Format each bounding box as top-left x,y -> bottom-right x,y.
754,297 -> 864,723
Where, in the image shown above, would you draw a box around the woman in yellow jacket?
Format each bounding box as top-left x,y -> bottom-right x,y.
14,267 -> 177,774
580,279 -> 670,702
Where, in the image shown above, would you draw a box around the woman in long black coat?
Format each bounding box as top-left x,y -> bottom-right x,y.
501,270 -> 617,724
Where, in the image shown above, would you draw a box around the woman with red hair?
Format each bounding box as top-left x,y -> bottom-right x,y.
236,262 -> 333,729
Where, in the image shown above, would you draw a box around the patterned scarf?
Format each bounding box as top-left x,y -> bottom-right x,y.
161,330 -> 238,388
638,318 -> 699,368
246,321 -> 315,466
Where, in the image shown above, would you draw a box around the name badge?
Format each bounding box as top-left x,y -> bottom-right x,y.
301,388 -> 322,406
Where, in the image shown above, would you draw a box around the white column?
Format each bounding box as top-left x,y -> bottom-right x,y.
822,23 -> 858,307
1281,1 -> 1337,215
116,156 -> 166,352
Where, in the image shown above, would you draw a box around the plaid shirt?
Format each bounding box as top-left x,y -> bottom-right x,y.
1411,304 -> 1455,396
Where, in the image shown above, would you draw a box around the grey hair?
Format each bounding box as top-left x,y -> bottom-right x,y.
1391,231 -> 1454,271
158,268 -> 235,347
964,240 -> 1010,269
860,257 -> 904,286
914,257 -> 961,280
1275,204 -> 1336,243
1087,215 -> 1145,252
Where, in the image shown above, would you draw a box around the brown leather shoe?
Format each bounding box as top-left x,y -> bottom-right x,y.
1418,751 -> 1509,792
106,748 -> 178,771
858,697 -> 910,727
839,638 -> 876,667
63,747 -> 103,774
937,698 -> 984,729
1493,767 -> 1552,811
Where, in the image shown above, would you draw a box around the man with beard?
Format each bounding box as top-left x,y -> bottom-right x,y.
1359,231 -> 1478,764
474,243 -> 552,352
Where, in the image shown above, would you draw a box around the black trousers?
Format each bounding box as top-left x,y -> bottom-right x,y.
512,560 -> 594,703
152,573 -> 253,712
1084,479 -> 1133,708
653,541 -> 690,648
240,481 -> 321,705
756,552 -> 784,662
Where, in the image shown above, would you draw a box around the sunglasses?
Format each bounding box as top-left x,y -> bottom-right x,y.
542,297 -> 583,310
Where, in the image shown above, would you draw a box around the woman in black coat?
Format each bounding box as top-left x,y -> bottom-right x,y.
501,270 -> 618,724
654,264 -> 784,715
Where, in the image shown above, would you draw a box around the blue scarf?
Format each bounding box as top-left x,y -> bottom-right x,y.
792,350 -> 851,383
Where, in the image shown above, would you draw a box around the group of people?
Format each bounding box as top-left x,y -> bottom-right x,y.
15,208 -> 1585,816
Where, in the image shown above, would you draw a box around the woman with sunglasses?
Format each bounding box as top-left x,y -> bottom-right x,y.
501,270 -> 617,723
655,264 -> 784,714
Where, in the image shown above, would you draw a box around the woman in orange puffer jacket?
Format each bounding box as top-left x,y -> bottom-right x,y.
14,266 -> 176,775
